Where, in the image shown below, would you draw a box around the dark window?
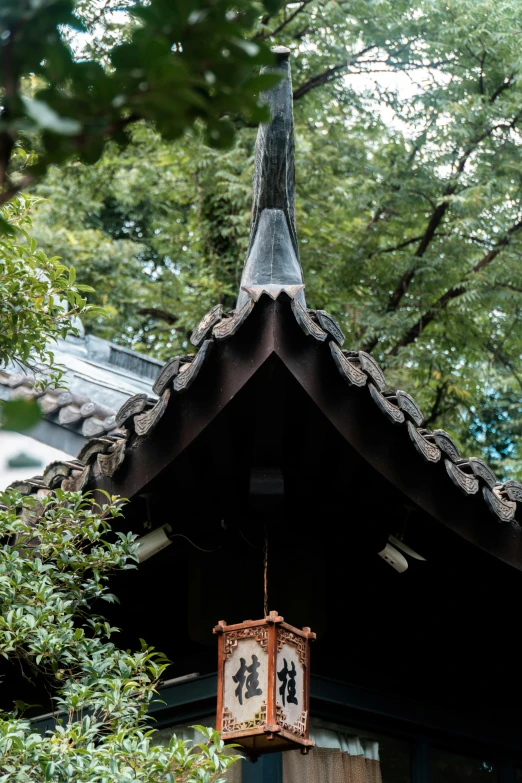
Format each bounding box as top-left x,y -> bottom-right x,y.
372,731 -> 411,783
431,748 -> 497,783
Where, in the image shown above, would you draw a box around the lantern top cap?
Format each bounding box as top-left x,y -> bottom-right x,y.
213,613 -> 316,639
236,46 -> 305,309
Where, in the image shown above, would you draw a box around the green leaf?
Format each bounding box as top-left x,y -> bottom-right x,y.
205,118 -> 236,149
1,399 -> 41,432
22,97 -> 82,136
262,0 -> 284,12
244,73 -> 283,93
0,216 -> 16,236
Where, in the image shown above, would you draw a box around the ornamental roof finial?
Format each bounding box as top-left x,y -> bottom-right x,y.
237,46 -> 305,309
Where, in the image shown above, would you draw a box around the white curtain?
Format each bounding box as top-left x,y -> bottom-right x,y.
283,727 -> 382,783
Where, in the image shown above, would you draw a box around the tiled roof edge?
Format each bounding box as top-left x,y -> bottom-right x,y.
5,293 -> 521,531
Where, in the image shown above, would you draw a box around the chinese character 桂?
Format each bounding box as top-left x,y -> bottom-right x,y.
232,657 -> 248,705
278,659 -> 298,707
233,655 -> 263,704
245,654 -> 263,699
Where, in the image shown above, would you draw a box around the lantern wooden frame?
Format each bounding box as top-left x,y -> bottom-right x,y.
213,610 -> 315,758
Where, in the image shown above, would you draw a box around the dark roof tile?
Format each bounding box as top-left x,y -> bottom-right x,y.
369,384 -> 405,425
330,341 -> 367,387
97,439 -> 127,478
396,390 -> 424,426
115,393 -> 152,428
190,304 -> 224,348
433,430 -> 461,462
359,351 -> 386,390
445,459 -> 479,495
469,458 -> 497,489
291,301 -> 327,341
173,341 -> 212,392
134,389 -> 171,436
408,423 -> 442,463
483,486 -> 516,522
213,299 -> 254,341
315,310 -> 345,346
503,481 -> 522,503
152,357 -> 182,396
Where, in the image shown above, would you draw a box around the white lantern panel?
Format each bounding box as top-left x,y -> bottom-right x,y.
223,637 -> 268,729
276,641 -> 305,731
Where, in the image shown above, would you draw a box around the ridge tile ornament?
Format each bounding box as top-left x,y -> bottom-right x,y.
236,46 -> 306,313
213,611 -> 315,759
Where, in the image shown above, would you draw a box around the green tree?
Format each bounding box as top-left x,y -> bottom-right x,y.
0,489 -> 238,781
31,0 -> 522,477
0,195 -> 98,430
0,196 -> 93,373
0,0 -> 283,208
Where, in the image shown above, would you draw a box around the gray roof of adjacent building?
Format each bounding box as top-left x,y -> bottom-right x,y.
0,333 -> 161,454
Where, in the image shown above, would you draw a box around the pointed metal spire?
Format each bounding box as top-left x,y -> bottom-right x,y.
237,46 -> 306,309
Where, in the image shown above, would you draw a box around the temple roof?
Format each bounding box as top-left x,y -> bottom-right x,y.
6,48 -> 522,568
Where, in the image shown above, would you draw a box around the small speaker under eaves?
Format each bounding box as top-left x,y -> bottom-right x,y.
377,542 -> 408,573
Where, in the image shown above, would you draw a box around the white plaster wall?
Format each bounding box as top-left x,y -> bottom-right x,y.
0,431 -> 73,490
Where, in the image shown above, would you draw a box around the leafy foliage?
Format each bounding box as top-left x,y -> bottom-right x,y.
0,196 -> 95,405
31,0 -> 522,477
0,0 -> 283,208
0,489 -> 238,782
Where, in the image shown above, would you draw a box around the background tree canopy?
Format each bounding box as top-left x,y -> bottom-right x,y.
0,0 -> 282,212
24,0 -> 522,479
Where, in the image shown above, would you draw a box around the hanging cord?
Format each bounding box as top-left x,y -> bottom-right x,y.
238,528 -> 263,551
169,533 -> 221,553
263,529 -> 268,618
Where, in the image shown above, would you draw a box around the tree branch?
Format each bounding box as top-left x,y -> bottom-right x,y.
388,200 -> 451,308
423,381 -> 449,427
386,219 -> 522,356
380,111 -> 522,320
367,234 -> 425,257
255,0 -> 315,41
293,46 -> 378,100
485,341 -> 522,393
489,72 -> 515,103
493,283 -> 522,294
293,63 -> 350,100
136,307 -> 178,324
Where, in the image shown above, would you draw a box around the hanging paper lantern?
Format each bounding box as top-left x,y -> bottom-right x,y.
213,611 -> 315,759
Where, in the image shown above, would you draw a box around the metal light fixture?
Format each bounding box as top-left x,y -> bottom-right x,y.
136,524 -> 172,563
